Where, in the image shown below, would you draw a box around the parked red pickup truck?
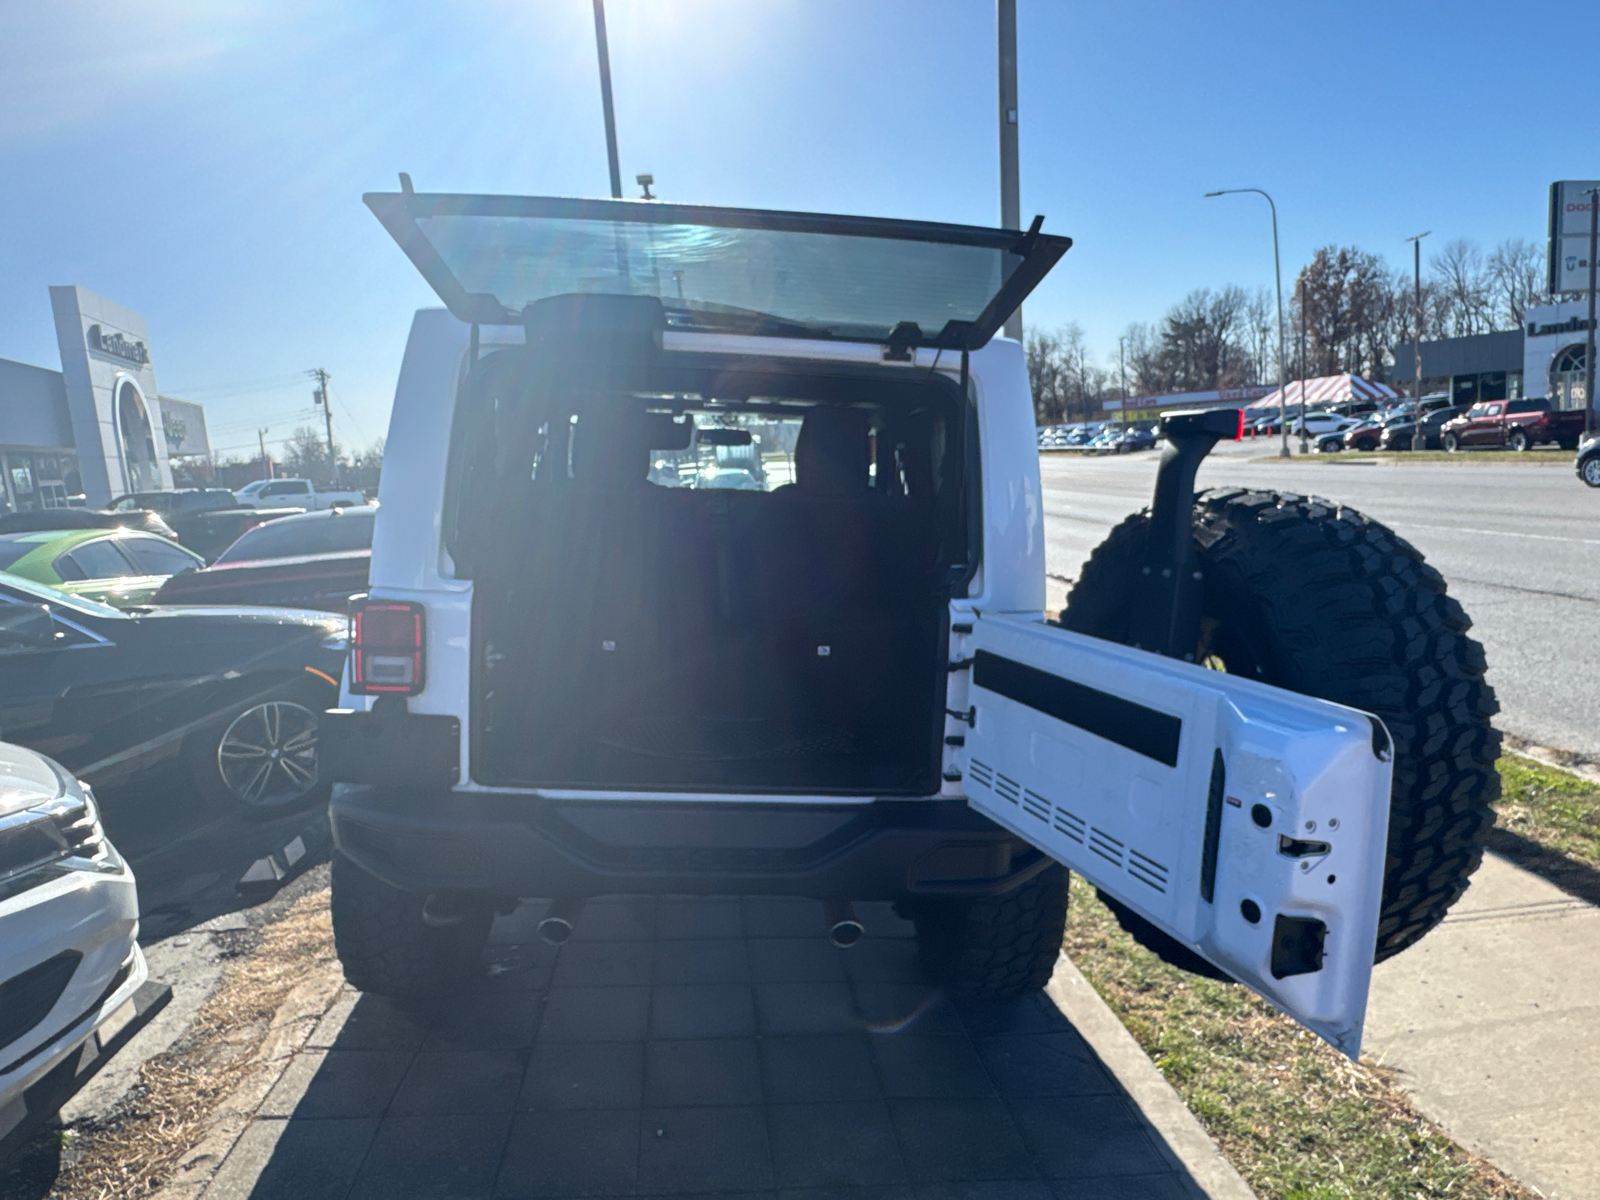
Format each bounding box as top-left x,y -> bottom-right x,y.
1440,398 -> 1586,452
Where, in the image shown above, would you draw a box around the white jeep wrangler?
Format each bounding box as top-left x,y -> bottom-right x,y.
323,186 -> 1497,1057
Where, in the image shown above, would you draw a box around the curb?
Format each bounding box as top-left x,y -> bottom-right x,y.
151,961 -> 346,1200
1046,954 -> 1258,1200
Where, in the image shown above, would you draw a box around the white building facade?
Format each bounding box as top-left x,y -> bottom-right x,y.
1522,299 -> 1595,411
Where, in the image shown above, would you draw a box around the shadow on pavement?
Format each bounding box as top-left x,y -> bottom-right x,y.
221,896 -> 1204,1199
1486,827 -> 1600,908
95,765 -> 332,943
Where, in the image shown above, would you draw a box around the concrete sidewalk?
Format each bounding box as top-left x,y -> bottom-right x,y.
1365,851 -> 1600,1200
182,895 -> 1249,1199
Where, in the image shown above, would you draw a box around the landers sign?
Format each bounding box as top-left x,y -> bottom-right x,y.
85,324 -> 150,367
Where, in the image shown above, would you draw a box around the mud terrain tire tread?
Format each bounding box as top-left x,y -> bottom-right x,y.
331,852 -> 491,1001
1059,489 -> 1499,963
913,865 -> 1069,1000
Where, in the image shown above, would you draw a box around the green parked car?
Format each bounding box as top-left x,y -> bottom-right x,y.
0,528 -> 205,608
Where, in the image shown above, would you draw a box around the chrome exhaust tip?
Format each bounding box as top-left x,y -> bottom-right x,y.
825,900 -> 864,948
537,898 -> 585,946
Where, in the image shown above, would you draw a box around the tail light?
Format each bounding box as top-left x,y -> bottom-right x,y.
350,599 -> 424,695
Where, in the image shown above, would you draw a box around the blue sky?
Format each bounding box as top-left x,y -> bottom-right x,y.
0,1 -> 1591,458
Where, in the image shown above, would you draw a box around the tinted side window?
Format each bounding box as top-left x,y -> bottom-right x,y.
67,540 -> 137,579
119,536 -> 201,575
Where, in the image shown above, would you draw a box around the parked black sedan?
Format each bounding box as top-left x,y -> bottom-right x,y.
1379,404 -> 1467,451
151,507 -> 373,612
1579,433 -> 1600,488
0,575 -> 347,818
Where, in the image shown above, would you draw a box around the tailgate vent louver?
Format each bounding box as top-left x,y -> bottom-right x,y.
1128,848 -> 1170,893
1089,827 -> 1125,868
994,772 -> 1022,805
1052,805 -> 1087,845
968,759 -> 995,791
1021,788 -> 1051,824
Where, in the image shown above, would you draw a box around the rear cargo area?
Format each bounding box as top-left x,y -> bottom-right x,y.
449,324 -> 969,795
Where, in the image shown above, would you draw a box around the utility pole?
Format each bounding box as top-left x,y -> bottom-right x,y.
258,428 -> 271,477
310,368 -> 339,486
1586,188 -> 1598,436
592,0 -> 623,199
1406,231 -> 1431,449
998,0 -> 1022,341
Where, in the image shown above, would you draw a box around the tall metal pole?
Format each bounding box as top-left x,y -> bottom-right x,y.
1205,188 -> 1289,457
1407,231 -> 1431,450
1586,188 -> 1598,436
592,0 -> 623,199
1118,336 -> 1127,406
998,0 -> 1022,340
1298,278 -> 1309,454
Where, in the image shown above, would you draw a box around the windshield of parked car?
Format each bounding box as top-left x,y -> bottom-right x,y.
214,508 -> 377,563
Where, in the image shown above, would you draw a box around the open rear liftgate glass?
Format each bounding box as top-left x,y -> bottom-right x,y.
364,188 -> 1070,350
957,616 -> 1392,1059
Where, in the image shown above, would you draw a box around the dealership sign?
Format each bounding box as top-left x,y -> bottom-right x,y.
1547,181 -> 1600,294
85,324 -> 150,366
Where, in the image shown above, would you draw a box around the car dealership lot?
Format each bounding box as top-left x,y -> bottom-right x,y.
1041,444 -> 1600,759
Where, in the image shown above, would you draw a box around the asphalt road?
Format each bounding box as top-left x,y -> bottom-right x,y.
1040,443 -> 1600,759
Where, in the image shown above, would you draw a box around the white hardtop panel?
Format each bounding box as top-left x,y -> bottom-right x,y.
957,613 -> 1391,1057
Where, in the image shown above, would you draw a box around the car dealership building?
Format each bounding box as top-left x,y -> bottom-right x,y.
0,286 -> 210,512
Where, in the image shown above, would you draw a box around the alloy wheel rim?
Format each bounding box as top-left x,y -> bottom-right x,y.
217,701 -> 319,808
1585,458 -> 1600,486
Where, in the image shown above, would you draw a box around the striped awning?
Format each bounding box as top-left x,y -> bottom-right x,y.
1253,374 -> 1401,410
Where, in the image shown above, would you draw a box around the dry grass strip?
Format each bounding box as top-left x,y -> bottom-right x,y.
39,887 -> 339,1200
1063,875 -> 1536,1200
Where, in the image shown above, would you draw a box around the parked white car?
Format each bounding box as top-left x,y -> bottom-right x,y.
0,741 -> 146,1147
232,478 -> 365,510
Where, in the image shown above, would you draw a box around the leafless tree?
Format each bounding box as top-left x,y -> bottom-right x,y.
1486,238 -> 1551,329
1430,239 -> 1493,337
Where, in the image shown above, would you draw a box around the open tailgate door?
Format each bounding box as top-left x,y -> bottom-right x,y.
957,614 -> 1392,1058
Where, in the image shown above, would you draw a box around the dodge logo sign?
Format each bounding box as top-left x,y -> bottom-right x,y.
86,324 -> 150,366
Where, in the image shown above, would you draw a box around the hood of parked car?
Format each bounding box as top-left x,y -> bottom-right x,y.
0,740 -> 69,820
132,604 -> 346,636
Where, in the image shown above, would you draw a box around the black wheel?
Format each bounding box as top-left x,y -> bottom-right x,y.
1442,432 -> 1460,452
1582,455 -> 1600,488
1559,437 -> 1580,452
1507,428 -> 1530,452
911,864 -> 1069,1001
1355,437 -> 1377,451
1059,490 -> 1499,964
188,685 -> 332,820
330,852 -> 492,1001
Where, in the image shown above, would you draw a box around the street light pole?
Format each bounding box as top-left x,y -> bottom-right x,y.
1206,188 -> 1290,458
592,0 -> 623,199
998,0 -> 1022,341
1406,231 -> 1432,450
1118,336 -> 1127,408
1586,188 -> 1598,436
1298,278 -> 1309,454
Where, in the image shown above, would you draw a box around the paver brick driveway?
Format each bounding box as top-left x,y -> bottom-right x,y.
211,896 -> 1205,1199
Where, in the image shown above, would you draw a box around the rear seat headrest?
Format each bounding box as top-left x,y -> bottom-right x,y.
573,406 -> 692,486
795,407 -> 871,494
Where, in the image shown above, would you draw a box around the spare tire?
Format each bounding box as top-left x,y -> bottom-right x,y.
1059,489 -> 1499,964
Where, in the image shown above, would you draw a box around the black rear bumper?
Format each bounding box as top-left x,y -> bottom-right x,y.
329,784 -> 1048,903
